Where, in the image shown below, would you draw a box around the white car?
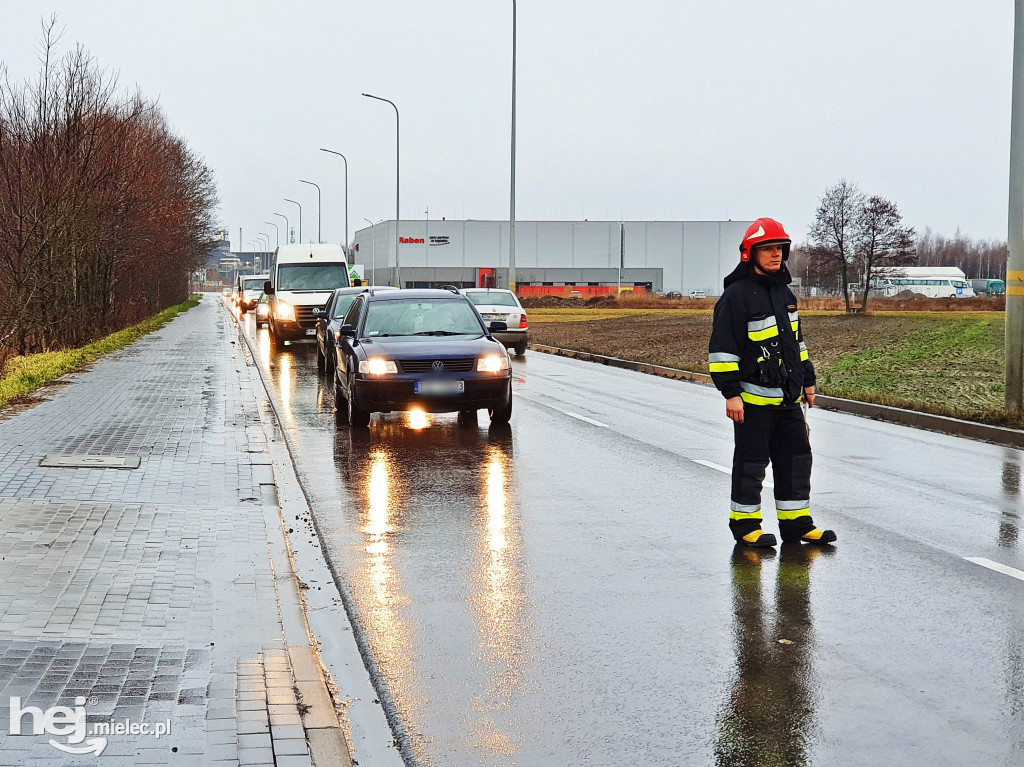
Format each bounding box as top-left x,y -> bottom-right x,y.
460,288 -> 528,356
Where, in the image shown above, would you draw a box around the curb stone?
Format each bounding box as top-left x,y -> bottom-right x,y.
231,306 -> 406,767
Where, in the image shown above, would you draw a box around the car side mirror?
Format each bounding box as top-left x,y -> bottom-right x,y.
263,281 -> 274,295
488,321 -> 508,332
338,324 -> 356,337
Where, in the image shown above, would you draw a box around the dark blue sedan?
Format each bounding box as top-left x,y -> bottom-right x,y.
314,286 -> 398,374
331,289 -> 513,427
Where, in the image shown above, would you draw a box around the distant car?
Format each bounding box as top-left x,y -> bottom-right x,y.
331,288 -> 513,427
314,285 -> 399,374
239,274 -> 270,312
221,288 -> 231,297
460,288 -> 528,356
688,289 -> 707,299
254,293 -> 270,327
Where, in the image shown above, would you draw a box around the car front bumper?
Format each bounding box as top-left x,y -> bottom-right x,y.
352,374 -> 511,413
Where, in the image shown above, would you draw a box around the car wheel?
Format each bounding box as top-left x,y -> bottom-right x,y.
316,343 -> 326,373
488,381 -> 513,425
327,346 -> 337,376
457,410 -> 479,426
270,324 -> 285,350
514,341 -> 528,356
348,376 -> 371,428
334,375 -> 349,424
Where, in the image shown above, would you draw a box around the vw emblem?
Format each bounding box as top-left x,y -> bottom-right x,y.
432,360 -> 444,372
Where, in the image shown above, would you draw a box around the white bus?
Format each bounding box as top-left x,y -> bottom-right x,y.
873,267 -> 975,299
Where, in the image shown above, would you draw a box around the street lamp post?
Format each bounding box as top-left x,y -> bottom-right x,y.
509,0 -> 517,294
284,199 -> 303,243
264,221 -> 280,249
273,212 -> 290,245
320,148 -> 349,253
298,180 -> 322,243
618,222 -> 625,295
362,93 -> 401,287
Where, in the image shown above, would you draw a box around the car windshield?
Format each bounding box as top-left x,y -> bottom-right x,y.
332,294 -> 359,319
277,263 -> 350,291
243,278 -> 264,290
363,299 -> 483,338
465,291 -> 518,307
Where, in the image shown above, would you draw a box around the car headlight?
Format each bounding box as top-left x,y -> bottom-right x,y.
477,355 -> 510,373
276,301 -> 295,321
359,359 -> 398,375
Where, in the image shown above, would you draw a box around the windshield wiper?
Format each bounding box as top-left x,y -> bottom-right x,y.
412,330 -> 466,336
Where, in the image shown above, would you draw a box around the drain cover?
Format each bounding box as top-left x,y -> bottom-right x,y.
39,454 -> 141,469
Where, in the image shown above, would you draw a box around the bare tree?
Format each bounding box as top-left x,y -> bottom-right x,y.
855,196 -> 916,311
0,17 -> 217,366
807,179 -> 864,312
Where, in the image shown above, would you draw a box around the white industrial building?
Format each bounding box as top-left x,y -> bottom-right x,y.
351,219 -> 752,295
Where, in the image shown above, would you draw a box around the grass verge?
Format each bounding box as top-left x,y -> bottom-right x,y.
0,295 -> 201,410
530,312 -> 1024,429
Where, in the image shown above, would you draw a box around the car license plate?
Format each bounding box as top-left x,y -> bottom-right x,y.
305,329 -> 316,336
414,380 -> 465,395
483,313 -> 501,320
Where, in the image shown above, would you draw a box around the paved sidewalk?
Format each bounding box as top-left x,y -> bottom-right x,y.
0,298 -> 345,765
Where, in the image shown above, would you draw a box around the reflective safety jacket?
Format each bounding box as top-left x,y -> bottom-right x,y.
708,262 -> 815,407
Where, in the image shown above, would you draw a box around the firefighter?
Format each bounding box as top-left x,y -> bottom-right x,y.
708,218 -> 837,547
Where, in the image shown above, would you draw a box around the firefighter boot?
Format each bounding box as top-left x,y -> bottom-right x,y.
731,522 -> 777,548
779,518 -> 836,545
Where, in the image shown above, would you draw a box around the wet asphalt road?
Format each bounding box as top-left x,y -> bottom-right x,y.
232,304 -> 1024,767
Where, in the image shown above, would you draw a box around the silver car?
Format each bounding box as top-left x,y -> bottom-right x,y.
461,288 -> 528,356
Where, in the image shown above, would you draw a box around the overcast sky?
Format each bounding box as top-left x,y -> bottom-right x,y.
1,1 -> 1015,250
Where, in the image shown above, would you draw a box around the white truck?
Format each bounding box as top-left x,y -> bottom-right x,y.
264,244 -> 350,348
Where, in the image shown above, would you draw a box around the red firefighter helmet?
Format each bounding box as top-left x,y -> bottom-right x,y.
739,217 -> 791,262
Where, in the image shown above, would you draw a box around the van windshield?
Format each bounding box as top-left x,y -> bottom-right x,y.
243,278 -> 265,290
278,263 -> 350,291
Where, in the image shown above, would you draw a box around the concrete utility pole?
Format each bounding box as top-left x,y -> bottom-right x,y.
1008,0 -> 1024,410
509,0 -> 518,294
362,93 -> 401,287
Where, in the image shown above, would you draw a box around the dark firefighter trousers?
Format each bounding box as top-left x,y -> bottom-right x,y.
730,405 -> 818,542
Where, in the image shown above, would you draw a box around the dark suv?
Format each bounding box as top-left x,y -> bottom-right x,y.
331,289 -> 513,427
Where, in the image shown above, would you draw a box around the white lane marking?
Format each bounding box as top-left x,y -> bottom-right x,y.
965,557 -> 1024,582
564,412 -> 609,428
692,459 -> 774,488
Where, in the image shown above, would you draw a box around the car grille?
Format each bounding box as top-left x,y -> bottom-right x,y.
296,305 -> 324,328
399,358 -> 475,373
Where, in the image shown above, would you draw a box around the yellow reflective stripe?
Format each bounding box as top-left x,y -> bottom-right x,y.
748,326 -> 779,342
740,392 -> 784,406
791,321 -> 799,332
776,508 -> 810,520
709,362 -> 740,372
800,350 -> 809,362
1008,286 -> 1024,296
730,510 -> 763,521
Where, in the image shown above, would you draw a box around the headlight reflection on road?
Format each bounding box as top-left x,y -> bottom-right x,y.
468,443 -> 527,759
278,354 -> 292,415
358,449 -> 428,724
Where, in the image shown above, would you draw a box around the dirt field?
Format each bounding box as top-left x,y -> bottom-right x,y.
528,310 -> 1015,426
